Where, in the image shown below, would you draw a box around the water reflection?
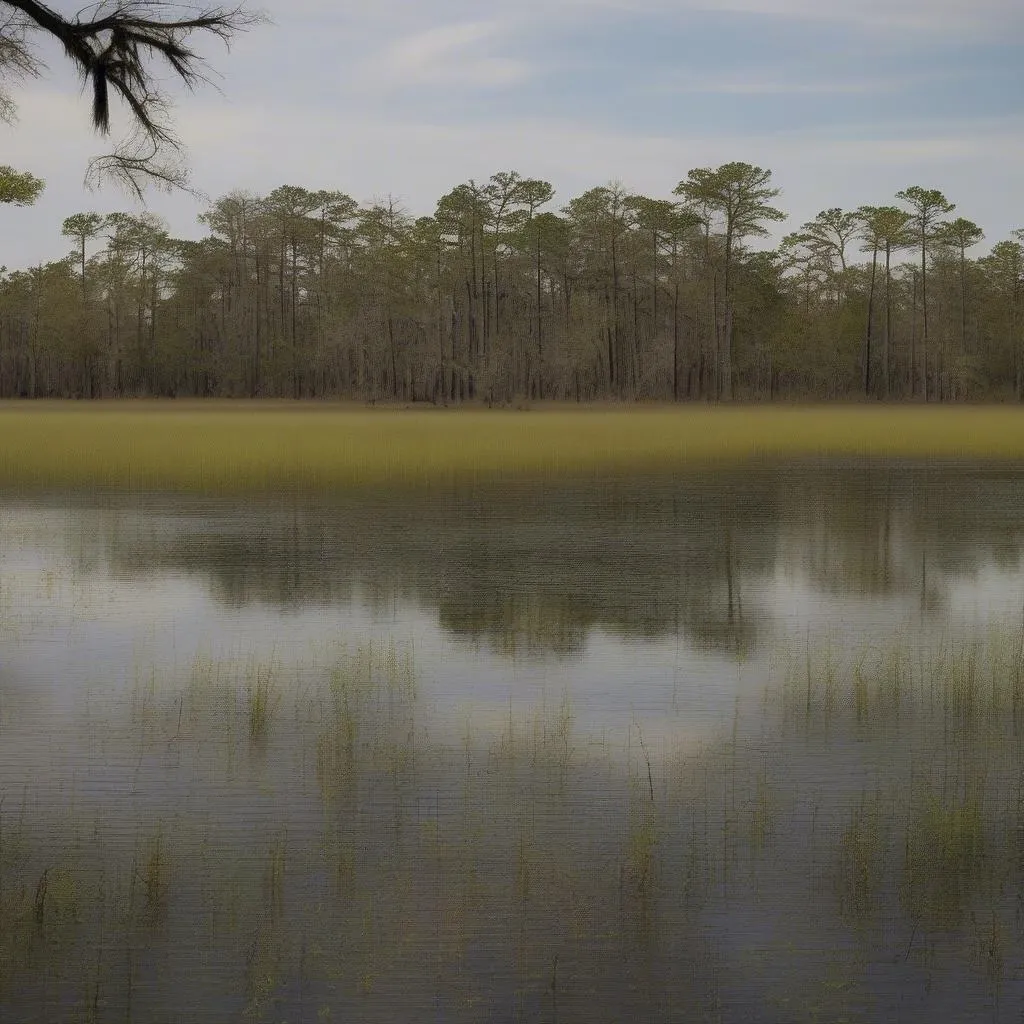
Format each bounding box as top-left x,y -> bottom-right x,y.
4,460 -> 1024,1020
3,627 -> 1024,1021
8,460 -> 1023,660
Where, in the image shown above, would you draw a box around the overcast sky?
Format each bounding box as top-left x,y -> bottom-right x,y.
2,0 -> 1022,270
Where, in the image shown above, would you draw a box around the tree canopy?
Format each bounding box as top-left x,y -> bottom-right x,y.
0,163 -> 43,204
1,167 -> 1022,404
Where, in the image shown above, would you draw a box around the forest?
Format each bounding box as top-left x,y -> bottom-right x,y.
1,162 -> 1021,403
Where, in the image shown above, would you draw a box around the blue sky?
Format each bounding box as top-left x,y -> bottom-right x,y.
2,0 -> 1022,268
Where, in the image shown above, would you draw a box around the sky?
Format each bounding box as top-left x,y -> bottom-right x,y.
1,0 -> 1022,270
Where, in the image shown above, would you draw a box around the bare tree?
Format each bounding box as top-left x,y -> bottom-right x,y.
1,1 -> 264,196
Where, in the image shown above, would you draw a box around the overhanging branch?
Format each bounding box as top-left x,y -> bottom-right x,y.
2,0 -> 263,192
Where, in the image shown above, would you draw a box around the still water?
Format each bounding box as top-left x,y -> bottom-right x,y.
3,459 -> 1024,1021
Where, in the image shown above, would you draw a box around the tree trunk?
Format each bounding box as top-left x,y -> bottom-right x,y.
536,234 -> 543,400
722,230 -> 733,401
959,242 -> 968,357
910,270 -> 918,400
672,279 -> 680,402
883,244 -> 892,401
864,246 -> 878,398
604,284 -> 614,395
388,314 -> 398,399
920,236 -> 929,403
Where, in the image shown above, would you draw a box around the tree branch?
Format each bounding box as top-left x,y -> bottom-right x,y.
2,0 -> 264,192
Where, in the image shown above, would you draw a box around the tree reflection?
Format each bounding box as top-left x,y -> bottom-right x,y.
39,460 -> 1024,660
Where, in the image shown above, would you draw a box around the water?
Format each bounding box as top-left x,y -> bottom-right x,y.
3,458 -> 1024,1021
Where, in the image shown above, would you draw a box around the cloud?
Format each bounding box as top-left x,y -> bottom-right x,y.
5,86 -> 1023,267
171,102 -> 1024,232
711,0 -> 1022,33
645,71 -> 905,96
1,0 -> 1021,272
356,20 -> 532,89
542,0 -> 1023,35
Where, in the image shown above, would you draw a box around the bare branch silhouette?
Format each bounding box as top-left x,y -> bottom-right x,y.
2,1 -> 264,191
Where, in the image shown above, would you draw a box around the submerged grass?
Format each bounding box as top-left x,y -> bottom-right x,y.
3,403 -> 1024,493
8,631 -> 1024,1020
248,663 -> 277,747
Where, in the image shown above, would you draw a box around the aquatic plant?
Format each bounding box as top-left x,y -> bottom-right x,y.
6,629 -> 1024,1020
248,664 -> 276,746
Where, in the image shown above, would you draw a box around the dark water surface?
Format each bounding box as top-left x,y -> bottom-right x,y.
3,459 -> 1024,1021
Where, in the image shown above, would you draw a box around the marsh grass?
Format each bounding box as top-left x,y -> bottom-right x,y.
8,632 -> 1024,1020
248,663 -> 277,747
770,630 -> 1024,979
838,791 -> 885,928
0,578 -> 19,642
5,404 -> 1024,493
141,833 -> 166,923
904,795 -> 984,929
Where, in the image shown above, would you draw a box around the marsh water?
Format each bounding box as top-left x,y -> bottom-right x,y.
3,459 -> 1024,1021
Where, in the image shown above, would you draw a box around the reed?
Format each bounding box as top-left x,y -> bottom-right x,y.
3,403 -> 1024,493
6,629 -> 1024,1020
248,663 -> 276,746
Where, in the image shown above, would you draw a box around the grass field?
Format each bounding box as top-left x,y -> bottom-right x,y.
1,401 -> 1023,492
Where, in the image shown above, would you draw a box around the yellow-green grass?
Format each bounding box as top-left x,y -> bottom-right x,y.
3,401 -> 1024,493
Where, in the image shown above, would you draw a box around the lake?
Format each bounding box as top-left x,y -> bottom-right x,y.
3,458 -> 1024,1021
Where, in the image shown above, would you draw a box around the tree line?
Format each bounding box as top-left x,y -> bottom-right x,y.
1,163 -> 1021,402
